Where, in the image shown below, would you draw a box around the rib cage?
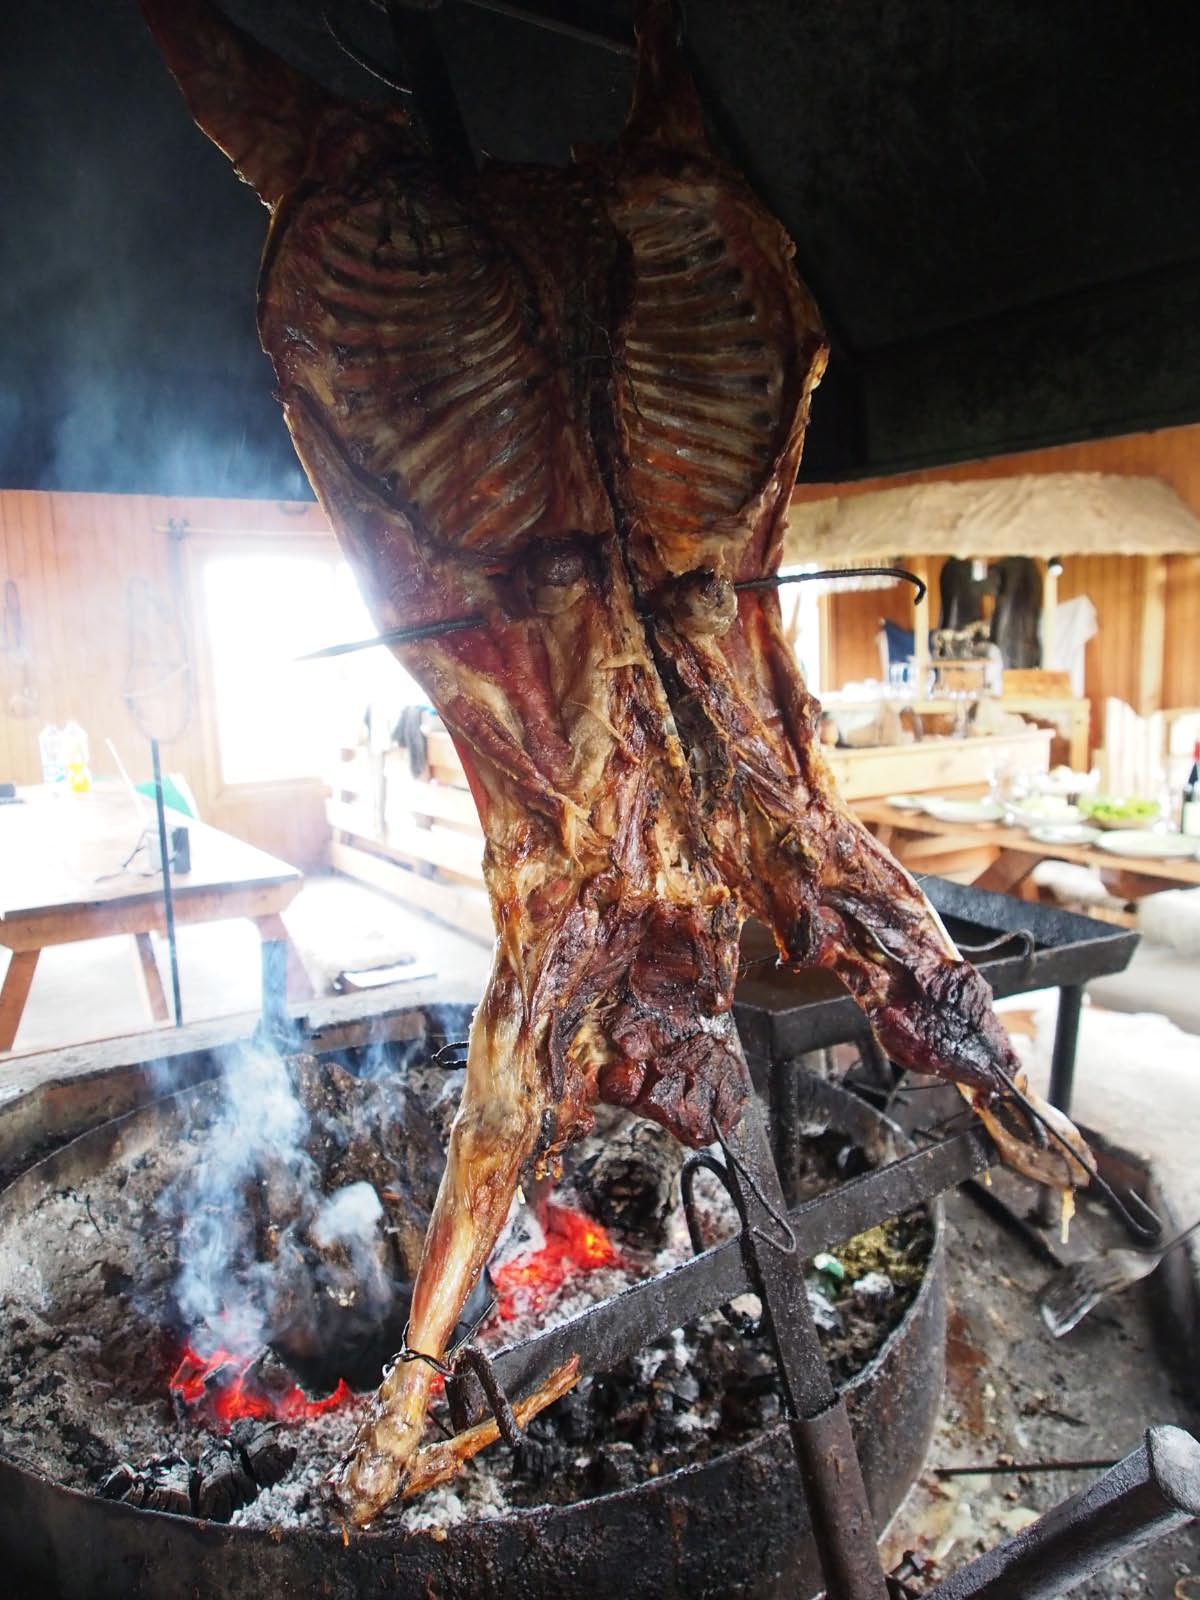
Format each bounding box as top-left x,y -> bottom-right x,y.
617,194 -> 783,525
265,177 -> 563,562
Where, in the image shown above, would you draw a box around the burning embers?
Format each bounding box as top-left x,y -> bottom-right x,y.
492,1203 -> 621,1321
168,1345 -> 354,1430
136,1111 -> 627,1529
162,1196 -> 622,1443
0,1042 -> 932,1546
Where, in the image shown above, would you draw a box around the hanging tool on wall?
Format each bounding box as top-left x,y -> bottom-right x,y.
2,579 -> 38,718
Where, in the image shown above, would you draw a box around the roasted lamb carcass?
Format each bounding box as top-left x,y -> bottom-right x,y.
140,0 -> 1093,1525
593,7 -> 1092,1187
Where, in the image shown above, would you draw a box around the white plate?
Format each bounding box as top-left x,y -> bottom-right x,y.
1037,768 -> 1097,797
1027,824 -> 1102,847
1093,831 -> 1200,860
920,798 -> 1005,824
1007,803 -> 1081,829
885,794 -> 928,811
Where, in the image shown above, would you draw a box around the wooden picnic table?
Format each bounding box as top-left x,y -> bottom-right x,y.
0,784 -> 311,1051
854,794 -> 1200,904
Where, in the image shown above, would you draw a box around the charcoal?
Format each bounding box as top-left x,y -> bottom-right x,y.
666,1368 -> 701,1407
96,1463 -> 137,1501
97,1454 -> 194,1517
230,1418 -> 297,1488
195,1438 -> 256,1522
59,1419 -> 114,1477
572,1115 -> 683,1247
141,1458 -> 195,1516
550,1385 -> 595,1444
513,1436 -> 571,1485
595,1441 -> 638,1492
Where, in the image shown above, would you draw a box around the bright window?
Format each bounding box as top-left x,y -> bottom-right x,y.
201,547 -> 417,786
780,561 -> 823,696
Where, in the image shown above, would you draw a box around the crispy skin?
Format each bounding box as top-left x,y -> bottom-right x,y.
140,0 -> 1093,1526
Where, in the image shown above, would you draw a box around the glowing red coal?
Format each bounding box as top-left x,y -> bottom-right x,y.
169,1346 -> 354,1429
492,1203 -> 620,1321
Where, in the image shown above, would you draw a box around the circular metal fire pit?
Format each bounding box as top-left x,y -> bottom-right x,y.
0,1073 -> 945,1600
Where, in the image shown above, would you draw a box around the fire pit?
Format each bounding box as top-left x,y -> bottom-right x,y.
0,1040 -> 945,1600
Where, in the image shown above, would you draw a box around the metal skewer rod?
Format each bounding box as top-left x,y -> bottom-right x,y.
923,1425 -> 1200,1600
717,1061 -> 889,1600
298,567 -> 927,661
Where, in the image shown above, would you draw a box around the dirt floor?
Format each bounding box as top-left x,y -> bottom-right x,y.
884,1178 -> 1200,1597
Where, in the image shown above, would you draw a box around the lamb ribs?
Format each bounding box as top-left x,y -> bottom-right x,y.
140,0 -> 1093,1526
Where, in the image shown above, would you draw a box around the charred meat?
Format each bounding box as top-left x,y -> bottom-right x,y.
140,0 -> 1092,1526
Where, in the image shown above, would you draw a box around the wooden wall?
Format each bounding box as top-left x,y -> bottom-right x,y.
803,423 -> 1200,733
0,489 -> 336,870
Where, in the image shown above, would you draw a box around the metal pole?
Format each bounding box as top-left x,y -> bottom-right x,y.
150,737 -> 183,1027
722,1071 -> 889,1600
387,1 -> 476,174
1047,982 -> 1085,1114
923,1425 -> 1200,1600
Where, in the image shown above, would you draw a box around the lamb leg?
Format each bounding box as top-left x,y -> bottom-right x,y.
336,950 -> 545,1523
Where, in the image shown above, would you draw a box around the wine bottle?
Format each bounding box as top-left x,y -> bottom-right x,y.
1182,739 -> 1200,838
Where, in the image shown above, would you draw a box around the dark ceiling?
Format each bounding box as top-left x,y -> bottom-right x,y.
3,0 -> 1200,499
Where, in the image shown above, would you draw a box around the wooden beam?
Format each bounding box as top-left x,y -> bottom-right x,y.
910,556 -> 930,695
131,933 -> 169,1023
330,839 -> 494,944
1137,555 -> 1166,714
254,913 -> 316,1000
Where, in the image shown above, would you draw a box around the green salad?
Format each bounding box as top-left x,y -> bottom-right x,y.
1079,795 -> 1160,825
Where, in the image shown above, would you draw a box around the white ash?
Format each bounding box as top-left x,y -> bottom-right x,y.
229,1181 -> 742,1534
0,1064 -> 923,1542
852,1272 -> 894,1302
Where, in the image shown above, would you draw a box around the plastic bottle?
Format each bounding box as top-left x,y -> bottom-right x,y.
38,724 -> 65,786
61,721 -> 92,793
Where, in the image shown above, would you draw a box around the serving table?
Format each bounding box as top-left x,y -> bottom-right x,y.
854,795 -> 1200,902
0,785 -> 310,1052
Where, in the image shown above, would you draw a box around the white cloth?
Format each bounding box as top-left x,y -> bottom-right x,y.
1051,595 -> 1098,696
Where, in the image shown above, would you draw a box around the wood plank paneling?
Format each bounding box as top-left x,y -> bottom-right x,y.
802,424 -> 1200,724
1164,554 -> 1200,713
0,490 -> 335,870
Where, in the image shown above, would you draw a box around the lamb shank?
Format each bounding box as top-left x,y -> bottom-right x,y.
140,0 -> 1093,1526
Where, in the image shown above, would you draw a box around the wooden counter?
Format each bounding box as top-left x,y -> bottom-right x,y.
825,728 -> 1052,800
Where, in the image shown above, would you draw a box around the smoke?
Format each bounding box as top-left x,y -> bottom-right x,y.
310,1181 -> 390,1319
170,1042 -> 313,1356
0,2 -> 311,499
167,1043 -> 392,1364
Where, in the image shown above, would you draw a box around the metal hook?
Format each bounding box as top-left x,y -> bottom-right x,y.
737,565 -> 928,605
431,1038 -> 471,1066
679,1150 -> 764,1336
955,928 -> 1037,969
448,1345 -> 524,1450
389,1322 -> 456,1379
713,1121 -> 798,1258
